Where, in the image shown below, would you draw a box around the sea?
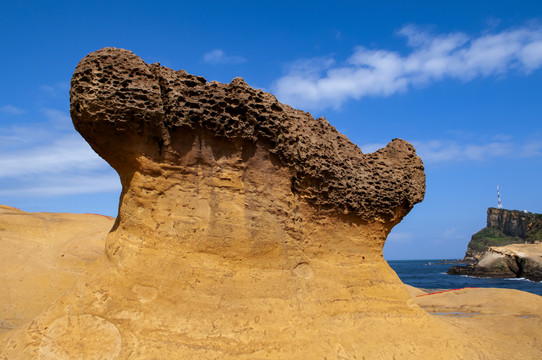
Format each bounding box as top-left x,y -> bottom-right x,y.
388,260 -> 542,296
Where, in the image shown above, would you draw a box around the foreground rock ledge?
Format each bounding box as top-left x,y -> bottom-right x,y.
1,48 -> 494,359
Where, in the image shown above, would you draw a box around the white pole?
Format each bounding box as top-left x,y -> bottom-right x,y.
497,185 -> 503,209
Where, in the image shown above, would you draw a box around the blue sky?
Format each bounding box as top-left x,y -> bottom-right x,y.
1,1 -> 541,259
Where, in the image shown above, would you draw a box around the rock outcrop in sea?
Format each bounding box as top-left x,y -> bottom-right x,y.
449,208 -> 542,281
0,48 -> 517,359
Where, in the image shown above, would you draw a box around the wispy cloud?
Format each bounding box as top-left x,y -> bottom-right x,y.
0,173 -> 120,197
359,137 -> 542,163
387,232 -> 413,244
1,105 -> 26,115
273,24 -> 542,109
359,143 -> 386,153
0,125 -> 119,197
411,139 -> 542,163
1,82 -> 118,198
42,108 -> 72,128
40,82 -> 70,98
412,140 -> 512,162
431,227 -> 465,245
441,227 -> 464,239
0,134 -> 106,178
203,49 -> 246,65
520,140 -> 542,157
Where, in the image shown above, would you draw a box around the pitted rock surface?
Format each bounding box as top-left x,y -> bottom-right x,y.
70,47 -> 425,222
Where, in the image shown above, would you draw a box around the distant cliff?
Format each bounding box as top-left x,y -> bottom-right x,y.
464,208 -> 542,260
448,208 -> 542,281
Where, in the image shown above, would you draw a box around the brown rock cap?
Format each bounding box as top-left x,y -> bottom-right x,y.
70,47 -> 425,223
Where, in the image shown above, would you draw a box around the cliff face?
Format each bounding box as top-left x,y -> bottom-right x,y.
2,48 -> 491,359
487,208 -> 541,239
465,208 -> 542,260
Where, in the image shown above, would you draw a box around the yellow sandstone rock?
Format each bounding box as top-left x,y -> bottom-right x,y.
3,208 -> 541,359
413,288 -> 542,359
0,205 -> 113,335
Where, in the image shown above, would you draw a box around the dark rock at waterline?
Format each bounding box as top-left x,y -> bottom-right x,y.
448,244 -> 542,282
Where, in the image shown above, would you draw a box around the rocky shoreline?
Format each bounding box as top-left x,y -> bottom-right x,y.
448,244 -> 542,281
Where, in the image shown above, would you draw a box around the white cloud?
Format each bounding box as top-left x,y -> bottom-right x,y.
387,232 -> 413,244
360,143 -> 386,153
359,137 -> 542,163
407,138 -> 541,163
42,108 -> 72,128
0,173 -> 120,197
415,140 -> 514,162
0,82 -> 119,198
273,24 -> 542,109
431,227 -> 465,245
441,227 -> 463,239
203,49 -> 246,65
40,82 -> 70,97
520,140 -> 542,157
284,57 -> 336,78
0,128 -> 119,197
1,105 -> 26,115
0,126 -> 54,149
0,134 -> 106,178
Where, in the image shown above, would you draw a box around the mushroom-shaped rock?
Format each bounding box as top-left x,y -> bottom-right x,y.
70,47 -> 425,224
1,48 -> 484,360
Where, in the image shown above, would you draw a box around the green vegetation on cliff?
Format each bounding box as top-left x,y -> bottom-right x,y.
468,227 -> 523,253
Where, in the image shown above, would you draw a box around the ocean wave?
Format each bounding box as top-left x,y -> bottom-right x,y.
459,274 -> 536,282
503,277 -> 535,282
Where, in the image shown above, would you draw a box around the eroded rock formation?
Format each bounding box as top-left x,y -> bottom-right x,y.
1,48 -> 493,359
